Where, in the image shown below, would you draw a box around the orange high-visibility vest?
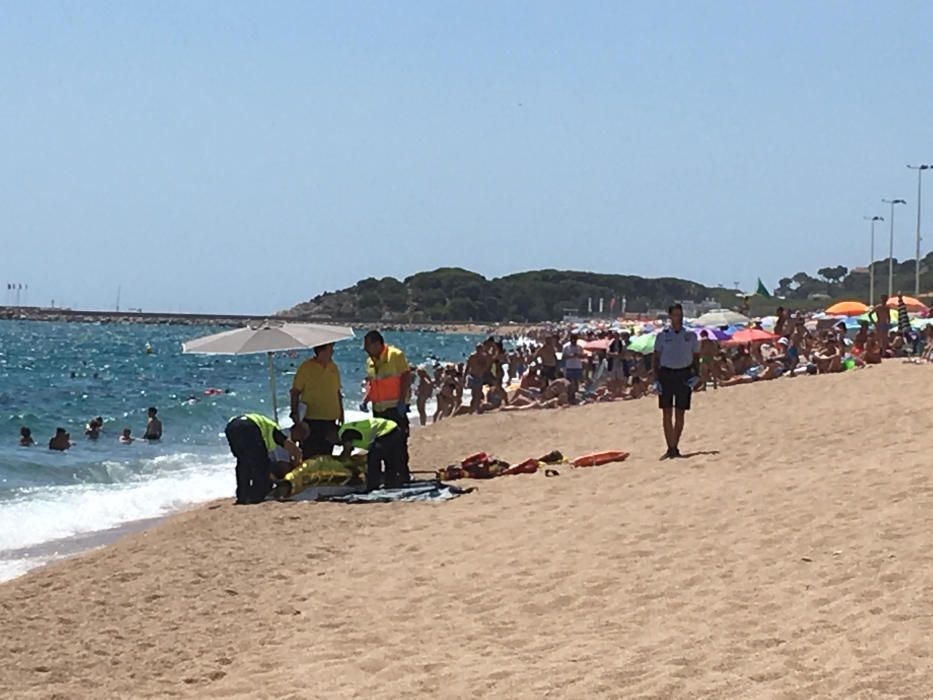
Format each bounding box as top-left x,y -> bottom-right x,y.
365,345 -> 409,411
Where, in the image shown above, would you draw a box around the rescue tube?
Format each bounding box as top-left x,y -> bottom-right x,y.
461,452 -> 489,468
571,451 -> 630,468
503,459 -> 539,476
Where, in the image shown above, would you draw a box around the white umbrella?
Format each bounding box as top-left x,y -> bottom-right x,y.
182,322 -> 355,418
694,309 -> 750,327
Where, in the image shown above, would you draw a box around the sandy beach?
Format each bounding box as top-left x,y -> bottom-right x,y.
1,362 -> 931,698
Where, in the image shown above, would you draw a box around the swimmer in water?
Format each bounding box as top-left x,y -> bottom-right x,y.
48,428 -> 72,451
19,426 -> 35,446
143,406 -> 162,440
85,417 -> 102,440
120,427 -> 135,444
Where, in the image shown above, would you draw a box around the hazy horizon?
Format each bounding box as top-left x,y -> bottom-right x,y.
3,2 -> 933,314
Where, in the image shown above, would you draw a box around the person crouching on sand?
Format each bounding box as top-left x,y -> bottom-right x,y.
338,417 -> 404,491
224,414 -> 302,504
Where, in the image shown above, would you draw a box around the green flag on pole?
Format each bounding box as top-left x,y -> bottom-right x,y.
756,278 -> 772,298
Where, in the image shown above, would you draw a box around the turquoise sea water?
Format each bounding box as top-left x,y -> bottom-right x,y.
0,320 -> 481,580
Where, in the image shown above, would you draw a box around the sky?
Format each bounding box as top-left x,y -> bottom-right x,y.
2,1 -> 932,314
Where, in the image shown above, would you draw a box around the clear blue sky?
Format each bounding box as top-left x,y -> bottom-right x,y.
2,1 -> 932,313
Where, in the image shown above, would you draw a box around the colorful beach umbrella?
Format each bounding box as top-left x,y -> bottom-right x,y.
627,333 -> 658,355
723,328 -> 778,346
695,309 -> 750,327
887,295 -> 928,313
691,326 -> 730,341
582,338 -> 612,351
825,301 -> 869,316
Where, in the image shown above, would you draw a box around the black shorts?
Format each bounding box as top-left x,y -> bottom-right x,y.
301,419 -> 338,458
540,365 -> 558,381
658,367 -> 693,411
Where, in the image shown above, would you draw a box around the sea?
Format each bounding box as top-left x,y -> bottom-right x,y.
0,320 -> 483,581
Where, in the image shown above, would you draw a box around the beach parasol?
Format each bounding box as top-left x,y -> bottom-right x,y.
695,309 -> 750,327
582,338 -> 612,351
825,301 -> 869,316
627,333 -> 658,355
692,326 -> 731,341
886,295 -> 928,313
723,328 -> 778,346
182,322 -> 355,419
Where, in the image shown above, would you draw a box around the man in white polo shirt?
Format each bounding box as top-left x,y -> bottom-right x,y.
652,303 -> 700,459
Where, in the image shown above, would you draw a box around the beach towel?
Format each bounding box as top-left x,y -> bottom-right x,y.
321,480 -> 473,503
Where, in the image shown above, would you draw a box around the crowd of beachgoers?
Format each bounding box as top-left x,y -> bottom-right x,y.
416,295 -> 933,421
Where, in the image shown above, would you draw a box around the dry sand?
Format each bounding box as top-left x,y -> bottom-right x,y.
1,363 -> 932,699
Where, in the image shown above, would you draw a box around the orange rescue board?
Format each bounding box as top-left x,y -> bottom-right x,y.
571,451 -> 630,467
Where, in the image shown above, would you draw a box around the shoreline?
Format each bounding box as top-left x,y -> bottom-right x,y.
0,510 -> 196,583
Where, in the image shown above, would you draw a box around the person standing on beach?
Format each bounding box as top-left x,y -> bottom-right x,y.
464,344 -> 492,413
652,303 -> 700,459
415,367 -> 434,427
533,336 -> 559,386
561,334 -> 585,404
290,343 -> 344,458
363,331 -> 412,483
868,295 -> 892,353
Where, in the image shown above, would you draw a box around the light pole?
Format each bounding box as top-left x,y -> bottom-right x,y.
864,215 -> 884,304
907,164 -> 931,295
882,198 -> 907,298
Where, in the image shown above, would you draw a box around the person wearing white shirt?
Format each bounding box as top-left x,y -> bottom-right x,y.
652,303 -> 700,459
561,334 -> 585,404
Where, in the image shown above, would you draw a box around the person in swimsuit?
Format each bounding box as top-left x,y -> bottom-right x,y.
143,407 -> 162,441
415,367 -> 434,427
19,427 -> 35,446
697,331 -> 718,390
868,295 -> 891,352
464,344 -> 492,414
534,337 -> 559,386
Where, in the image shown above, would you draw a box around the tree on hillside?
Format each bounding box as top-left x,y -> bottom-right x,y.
776,277 -> 794,296
792,272 -> 811,287
817,265 -> 848,285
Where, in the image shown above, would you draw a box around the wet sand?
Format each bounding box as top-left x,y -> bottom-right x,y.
1,362 -> 932,698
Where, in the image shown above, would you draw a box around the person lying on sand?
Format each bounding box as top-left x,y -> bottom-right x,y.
503,378 -> 571,411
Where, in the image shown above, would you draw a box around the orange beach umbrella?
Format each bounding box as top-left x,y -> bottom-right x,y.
825,300 -> 868,316
886,295 -> 928,313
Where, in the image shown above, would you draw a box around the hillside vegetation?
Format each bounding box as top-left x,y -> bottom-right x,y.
282,254 -> 933,323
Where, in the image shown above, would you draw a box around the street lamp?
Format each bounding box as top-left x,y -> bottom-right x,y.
881,198 -> 907,298
907,164 -> 931,295
864,215 -> 884,304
